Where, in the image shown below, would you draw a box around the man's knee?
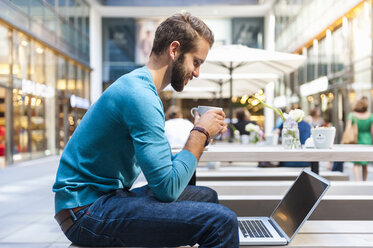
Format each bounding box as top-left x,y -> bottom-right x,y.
201,204 -> 239,247
199,186 -> 218,203
179,185 -> 218,203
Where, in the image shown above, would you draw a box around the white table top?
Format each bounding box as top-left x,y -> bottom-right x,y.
241,221 -> 373,247
187,144 -> 373,162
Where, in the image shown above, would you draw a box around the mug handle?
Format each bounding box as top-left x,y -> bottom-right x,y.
190,107 -> 198,117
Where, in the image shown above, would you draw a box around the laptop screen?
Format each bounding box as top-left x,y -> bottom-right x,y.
271,170 -> 329,239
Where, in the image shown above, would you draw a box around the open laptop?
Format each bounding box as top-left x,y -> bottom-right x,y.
238,169 -> 330,245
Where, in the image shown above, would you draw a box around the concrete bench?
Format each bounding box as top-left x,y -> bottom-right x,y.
218,196 -> 373,220
196,170 -> 350,181
69,221 -> 373,247
197,181 -> 373,195
196,181 -> 373,220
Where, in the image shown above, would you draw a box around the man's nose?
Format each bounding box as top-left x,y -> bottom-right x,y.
192,67 -> 200,78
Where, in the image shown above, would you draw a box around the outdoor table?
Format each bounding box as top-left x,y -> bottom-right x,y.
193,144 -> 373,174
240,220 -> 373,247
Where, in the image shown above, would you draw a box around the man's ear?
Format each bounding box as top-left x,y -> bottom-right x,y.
169,41 -> 181,60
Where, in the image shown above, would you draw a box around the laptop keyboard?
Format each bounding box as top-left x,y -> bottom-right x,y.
238,219 -> 273,238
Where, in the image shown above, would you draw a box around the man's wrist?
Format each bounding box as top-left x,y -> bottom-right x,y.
190,126 -> 210,147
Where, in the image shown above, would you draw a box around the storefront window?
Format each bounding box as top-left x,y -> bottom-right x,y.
30,0 -> 44,24
30,41 -> 45,84
331,28 -> 346,74
307,46 -> 316,81
30,94 -> 46,158
44,4 -> 57,33
67,61 -> 76,94
13,88 -> 29,161
0,88 -> 6,167
351,8 -> 371,102
84,70 -> 90,100
0,25 -> 10,86
45,48 -> 56,155
318,38 -> 328,77
56,56 -> 67,150
13,32 -> 29,80
76,66 -> 83,97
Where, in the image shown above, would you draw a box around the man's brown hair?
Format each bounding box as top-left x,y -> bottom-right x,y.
151,12 -> 214,56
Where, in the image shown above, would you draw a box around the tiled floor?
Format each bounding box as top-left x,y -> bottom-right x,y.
0,154 -> 371,248
0,156 -> 70,248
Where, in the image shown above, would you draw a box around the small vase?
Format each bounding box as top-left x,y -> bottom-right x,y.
248,132 -> 258,144
282,118 -> 301,149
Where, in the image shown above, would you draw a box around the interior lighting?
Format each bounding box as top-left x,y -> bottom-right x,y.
232,97 -> 238,102
349,91 -> 356,103
320,94 -> 325,99
251,99 -> 260,106
0,64 -> 10,75
254,91 -> 265,102
21,40 -> 28,46
240,95 -> 249,104
57,79 -> 67,90
36,47 -> 44,54
328,92 -> 334,100
307,96 -> 314,102
12,65 -> 19,75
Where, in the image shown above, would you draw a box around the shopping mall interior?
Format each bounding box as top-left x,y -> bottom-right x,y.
1,1 -> 373,248
0,0 -> 371,167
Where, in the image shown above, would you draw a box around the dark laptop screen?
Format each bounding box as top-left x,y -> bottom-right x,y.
271,170 -> 329,239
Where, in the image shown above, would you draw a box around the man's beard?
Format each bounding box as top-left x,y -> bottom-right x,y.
171,54 -> 190,92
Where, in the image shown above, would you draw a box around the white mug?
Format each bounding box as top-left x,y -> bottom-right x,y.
190,105 -> 223,117
311,127 -> 336,149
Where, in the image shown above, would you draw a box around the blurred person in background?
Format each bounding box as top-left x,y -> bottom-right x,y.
233,107 -> 257,135
164,105 -> 194,148
305,107 -> 325,128
53,13 -> 237,248
347,97 -> 373,181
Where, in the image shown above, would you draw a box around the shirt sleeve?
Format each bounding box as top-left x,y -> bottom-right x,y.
120,84 -> 197,202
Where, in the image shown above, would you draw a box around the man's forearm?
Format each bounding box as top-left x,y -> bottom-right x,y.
183,131 -> 207,160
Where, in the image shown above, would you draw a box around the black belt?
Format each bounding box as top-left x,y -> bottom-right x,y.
55,205 -> 90,233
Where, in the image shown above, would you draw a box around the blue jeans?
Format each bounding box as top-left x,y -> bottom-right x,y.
332,161 -> 344,172
64,185 -> 239,247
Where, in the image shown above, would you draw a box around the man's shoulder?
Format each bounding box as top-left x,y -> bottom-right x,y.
115,67 -> 152,86
107,67 -> 156,97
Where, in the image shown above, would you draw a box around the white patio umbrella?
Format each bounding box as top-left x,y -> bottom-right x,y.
199,44 -> 306,131
170,73 -> 280,105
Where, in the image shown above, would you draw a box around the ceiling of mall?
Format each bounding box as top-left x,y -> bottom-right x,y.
99,0 -> 261,6
87,0 -> 275,18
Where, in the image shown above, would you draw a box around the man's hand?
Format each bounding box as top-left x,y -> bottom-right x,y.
194,109 -> 227,138
183,109 -> 227,160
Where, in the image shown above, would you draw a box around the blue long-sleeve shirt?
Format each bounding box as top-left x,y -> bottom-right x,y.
53,67 -> 197,214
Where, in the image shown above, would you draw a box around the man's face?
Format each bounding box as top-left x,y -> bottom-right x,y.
170,39 -> 210,92
171,54 -> 188,92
